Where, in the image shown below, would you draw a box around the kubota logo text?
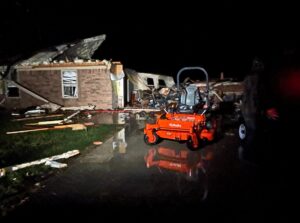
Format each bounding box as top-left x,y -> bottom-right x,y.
169,123 -> 181,128
169,162 -> 181,168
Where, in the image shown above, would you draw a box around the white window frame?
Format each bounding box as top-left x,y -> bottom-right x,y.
61,70 -> 78,98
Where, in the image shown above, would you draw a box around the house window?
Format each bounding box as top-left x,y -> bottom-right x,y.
7,85 -> 20,97
158,79 -> 166,87
146,78 -> 154,86
7,71 -> 20,97
62,70 -> 78,98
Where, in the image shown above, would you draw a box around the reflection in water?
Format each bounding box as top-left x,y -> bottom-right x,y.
88,112 -> 129,124
117,113 -> 130,124
145,147 -> 203,179
145,146 -> 210,200
112,128 -> 127,154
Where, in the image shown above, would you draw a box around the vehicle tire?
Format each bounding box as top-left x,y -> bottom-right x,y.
238,121 -> 247,141
139,111 -> 147,117
237,115 -> 261,162
144,131 -> 160,145
186,138 -> 199,151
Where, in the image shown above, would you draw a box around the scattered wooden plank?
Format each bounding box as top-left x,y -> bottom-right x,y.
23,111 -> 80,126
60,105 -> 96,111
25,120 -> 64,126
12,114 -> 64,121
5,80 -> 61,112
0,150 -> 80,176
6,128 -> 51,135
84,122 -> 94,126
53,124 -> 86,131
124,108 -> 160,114
63,110 -> 81,122
6,123 -> 86,134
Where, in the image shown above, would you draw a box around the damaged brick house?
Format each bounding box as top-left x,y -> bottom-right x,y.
0,34 -> 124,111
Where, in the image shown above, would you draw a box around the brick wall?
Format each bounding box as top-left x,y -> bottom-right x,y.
5,67 -> 115,109
77,68 -> 113,109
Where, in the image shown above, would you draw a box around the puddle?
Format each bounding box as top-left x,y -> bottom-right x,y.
144,146 -> 207,181
88,112 -> 130,124
81,127 -> 128,163
144,146 -> 209,200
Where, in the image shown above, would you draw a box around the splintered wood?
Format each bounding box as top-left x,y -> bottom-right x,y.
0,150 -> 80,176
6,124 -> 87,134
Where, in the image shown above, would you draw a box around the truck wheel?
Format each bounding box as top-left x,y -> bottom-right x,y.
144,131 -> 159,145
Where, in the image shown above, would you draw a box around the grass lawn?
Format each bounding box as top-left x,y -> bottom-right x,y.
0,113 -> 121,215
0,115 -> 118,168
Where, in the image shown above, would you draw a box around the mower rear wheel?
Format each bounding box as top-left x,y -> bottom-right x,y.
144,131 -> 160,145
186,138 -> 199,151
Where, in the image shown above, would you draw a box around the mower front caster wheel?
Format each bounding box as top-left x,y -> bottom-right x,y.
144,132 -> 160,145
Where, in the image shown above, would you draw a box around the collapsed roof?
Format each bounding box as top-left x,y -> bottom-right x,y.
19,34 -> 106,66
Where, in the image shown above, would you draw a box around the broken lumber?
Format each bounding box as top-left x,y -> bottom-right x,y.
60,105 -> 96,111
0,150 -> 80,175
124,108 -> 160,113
25,120 -> 64,126
53,124 -> 86,131
6,128 -> 51,134
4,80 -> 61,112
12,114 -> 64,121
6,124 -> 87,134
63,110 -> 81,122
22,111 -> 80,126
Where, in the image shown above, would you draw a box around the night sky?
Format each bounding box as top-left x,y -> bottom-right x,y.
1,0 -> 299,78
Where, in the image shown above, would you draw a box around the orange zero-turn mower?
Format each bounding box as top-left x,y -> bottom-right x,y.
143,67 -> 217,150
144,112 -> 217,150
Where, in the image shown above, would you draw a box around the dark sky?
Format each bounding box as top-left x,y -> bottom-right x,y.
0,0 -> 299,78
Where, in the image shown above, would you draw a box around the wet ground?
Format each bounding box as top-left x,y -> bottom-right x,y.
3,113 -> 289,222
